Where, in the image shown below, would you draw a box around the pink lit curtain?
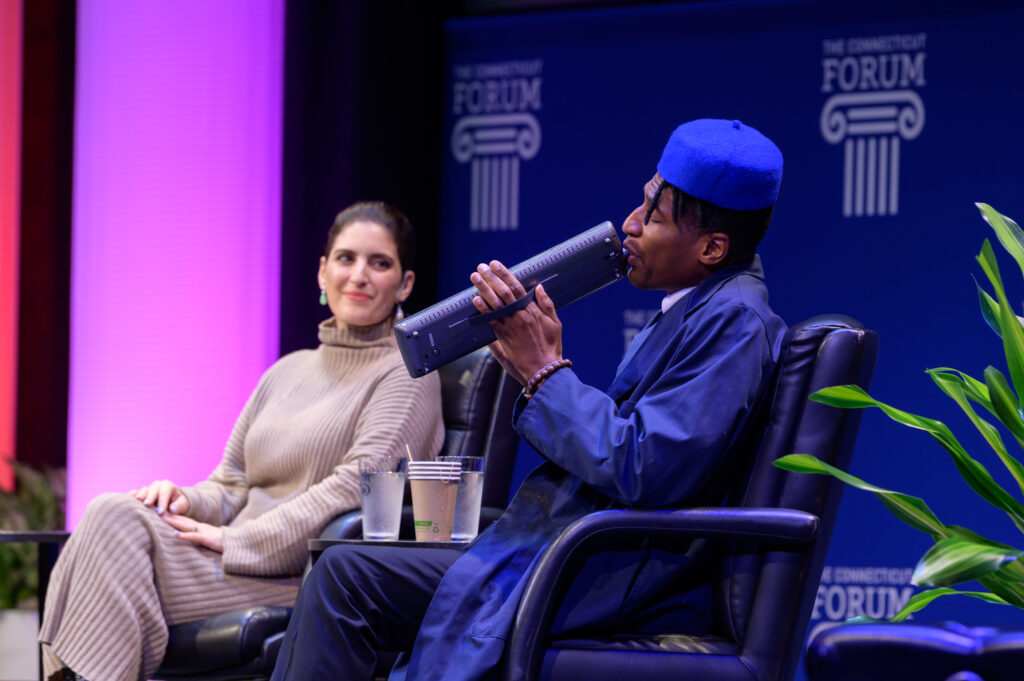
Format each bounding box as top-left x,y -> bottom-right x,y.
0,0 -> 22,491
69,1 -> 284,527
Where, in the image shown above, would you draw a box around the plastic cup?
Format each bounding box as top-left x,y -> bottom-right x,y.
441,456 -> 486,541
409,461 -> 461,541
359,455 -> 407,541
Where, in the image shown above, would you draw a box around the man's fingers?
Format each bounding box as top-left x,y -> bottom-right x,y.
476,263 -> 517,305
470,260 -> 527,313
489,261 -> 527,298
471,268 -> 504,310
535,284 -> 559,320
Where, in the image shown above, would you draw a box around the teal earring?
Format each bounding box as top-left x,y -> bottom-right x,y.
319,287 -> 327,306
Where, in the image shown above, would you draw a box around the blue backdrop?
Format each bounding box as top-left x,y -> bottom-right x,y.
438,0 -> 1024,676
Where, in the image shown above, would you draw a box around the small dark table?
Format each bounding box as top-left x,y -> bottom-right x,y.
308,538 -> 467,564
0,530 -> 71,681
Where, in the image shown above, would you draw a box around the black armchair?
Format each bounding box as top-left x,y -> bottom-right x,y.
502,314 -> 879,681
154,348 -> 520,681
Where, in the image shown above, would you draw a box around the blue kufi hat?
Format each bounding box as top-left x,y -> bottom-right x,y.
656,119 -> 783,210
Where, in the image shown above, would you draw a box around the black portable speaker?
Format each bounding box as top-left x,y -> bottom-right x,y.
394,221 -> 627,377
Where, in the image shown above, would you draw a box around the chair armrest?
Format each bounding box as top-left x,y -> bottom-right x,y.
320,510 -> 364,539
505,507 -> 819,680
160,606 -> 292,674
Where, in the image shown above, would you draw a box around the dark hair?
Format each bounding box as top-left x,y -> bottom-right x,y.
324,201 -> 416,271
645,181 -> 774,264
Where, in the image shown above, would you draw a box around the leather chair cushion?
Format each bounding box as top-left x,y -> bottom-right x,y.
551,632 -> 739,655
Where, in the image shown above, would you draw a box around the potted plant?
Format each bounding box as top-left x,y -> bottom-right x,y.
774,202 -> 1024,622
0,460 -> 65,681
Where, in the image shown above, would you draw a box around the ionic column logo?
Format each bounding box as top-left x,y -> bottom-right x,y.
451,114 -> 541,231
821,91 -> 924,217
819,33 -> 927,218
450,60 -> 542,232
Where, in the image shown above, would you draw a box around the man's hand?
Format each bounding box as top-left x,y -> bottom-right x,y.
470,260 -> 563,386
129,479 -> 190,515
161,513 -> 225,553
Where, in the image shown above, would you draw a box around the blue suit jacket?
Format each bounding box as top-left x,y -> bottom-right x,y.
397,257 -> 787,681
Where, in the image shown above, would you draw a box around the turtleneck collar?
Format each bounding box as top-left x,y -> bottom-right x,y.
317,316 -> 396,348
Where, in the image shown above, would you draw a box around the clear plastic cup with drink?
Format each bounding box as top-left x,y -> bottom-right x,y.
440,456 -> 486,542
359,454 -> 407,541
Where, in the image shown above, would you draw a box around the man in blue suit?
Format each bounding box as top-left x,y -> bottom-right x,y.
271,118 -> 788,681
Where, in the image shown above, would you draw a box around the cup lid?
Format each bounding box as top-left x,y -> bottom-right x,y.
408,471 -> 461,480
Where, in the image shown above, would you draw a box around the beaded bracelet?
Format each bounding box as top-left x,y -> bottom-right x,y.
523,358 -> 573,399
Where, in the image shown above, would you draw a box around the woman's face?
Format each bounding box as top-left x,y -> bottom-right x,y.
318,220 -> 415,328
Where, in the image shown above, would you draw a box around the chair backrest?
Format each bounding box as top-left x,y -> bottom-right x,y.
436,347 -> 521,508
712,314 -> 878,681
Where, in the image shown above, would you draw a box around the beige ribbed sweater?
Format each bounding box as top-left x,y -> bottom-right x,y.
39,318 -> 444,681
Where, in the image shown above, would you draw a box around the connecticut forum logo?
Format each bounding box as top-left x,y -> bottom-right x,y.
820,33 -> 926,217
451,59 -> 542,231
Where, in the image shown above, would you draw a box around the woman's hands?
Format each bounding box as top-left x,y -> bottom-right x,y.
470,260 -> 563,386
128,479 -> 224,552
129,479 -> 190,515
160,514 -> 225,553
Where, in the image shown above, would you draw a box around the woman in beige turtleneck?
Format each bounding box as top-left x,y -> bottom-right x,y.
40,202 -> 445,681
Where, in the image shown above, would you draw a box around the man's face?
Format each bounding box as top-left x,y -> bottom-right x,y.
621,173 -> 714,293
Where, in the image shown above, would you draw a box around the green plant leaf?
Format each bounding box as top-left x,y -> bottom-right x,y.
945,527 -> 1024,595
974,283 -> 1024,340
978,571 -> 1024,607
773,454 -> 947,538
978,281 -> 1003,337
978,202 -> 1024,282
886,587 -> 1010,623
931,372 -> 1005,451
983,366 -> 1024,471
815,384 -> 1024,527
945,525 -> 1019,551
977,239 -> 1024,407
808,384 -> 878,409
929,368 -> 991,411
931,368 -> 1024,496
911,537 -> 1022,586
